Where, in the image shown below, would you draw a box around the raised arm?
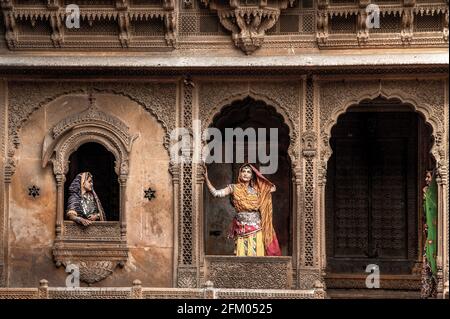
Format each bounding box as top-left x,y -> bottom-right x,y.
204,166 -> 233,198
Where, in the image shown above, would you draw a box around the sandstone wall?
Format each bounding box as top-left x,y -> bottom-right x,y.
7,92 -> 174,287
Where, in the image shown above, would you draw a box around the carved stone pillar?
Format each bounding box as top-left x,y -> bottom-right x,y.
195,161 -> 206,286
436,176 -> 445,297
445,79 -> 449,299
169,163 -> 180,287
2,79 -> 15,288
298,78 -> 324,290
118,174 -> 128,240
437,82 -> 449,298
177,78 -> 198,288
0,80 -> 7,287
436,167 -> 448,298
317,134 -> 328,276
292,163 -> 302,287
55,174 -> 66,240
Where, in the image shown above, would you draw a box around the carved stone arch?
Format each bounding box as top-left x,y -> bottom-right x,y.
49,131 -> 125,176
41,93 -> 138,284
8,87 -> 86,153
201,91 -> 299,167
318,78 -> 448,295
198,90 -> 299,289
320,90 -> 443,177
71,134 -> 121,172
90,87 -> 175,152
6,82 -> 177,181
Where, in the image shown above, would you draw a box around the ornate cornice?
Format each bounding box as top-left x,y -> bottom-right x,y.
0,0 -> 447,52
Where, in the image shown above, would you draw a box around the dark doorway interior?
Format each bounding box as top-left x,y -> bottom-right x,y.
325,99 -> 434,279
204,97 -> 292,256
64,142 -> 120,221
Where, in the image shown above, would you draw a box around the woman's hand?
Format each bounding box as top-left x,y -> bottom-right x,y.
270,185 -> 276,193
78,217 -> 92,226
88,214 -> 98,221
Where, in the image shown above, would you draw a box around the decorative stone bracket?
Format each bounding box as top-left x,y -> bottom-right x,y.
1,0 -> 17,48
53,222 -> 129,284
202,0 -> 295,54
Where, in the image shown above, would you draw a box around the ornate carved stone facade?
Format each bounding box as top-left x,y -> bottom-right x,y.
0,71 -> 448,298
0,0 -> 447,53
0,0 -> 448,300
42,94 -> 138,283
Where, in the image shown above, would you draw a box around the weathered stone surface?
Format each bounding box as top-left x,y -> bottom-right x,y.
8,93 -> 173,287
0,52 -> 447,68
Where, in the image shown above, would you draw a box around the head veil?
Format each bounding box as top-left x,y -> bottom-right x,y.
66,172 -> 106,221
236,163 -> 281,256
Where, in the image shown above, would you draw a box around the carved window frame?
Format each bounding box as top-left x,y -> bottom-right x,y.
41,94 -> 137,284
317,77 -> 449,292
189,80 -> 302,289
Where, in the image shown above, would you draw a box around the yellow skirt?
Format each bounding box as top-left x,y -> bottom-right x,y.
235,230 -> 265,256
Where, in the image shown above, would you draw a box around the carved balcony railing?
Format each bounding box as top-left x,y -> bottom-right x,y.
316,0 -> 448,47
0,1 -> 448,57
53,221 -> 128,285
0,279 -> 326,299
0,0 -> 177,49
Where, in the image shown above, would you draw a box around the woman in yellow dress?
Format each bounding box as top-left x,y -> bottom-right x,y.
204,163 -> 281,256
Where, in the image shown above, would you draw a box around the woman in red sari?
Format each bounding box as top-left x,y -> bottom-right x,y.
204,163 -> 281,256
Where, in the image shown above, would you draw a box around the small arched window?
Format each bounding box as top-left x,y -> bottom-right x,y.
65,142 -> 120,221
42,94 -> 137,284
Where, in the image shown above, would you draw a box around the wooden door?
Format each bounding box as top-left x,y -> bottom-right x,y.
326,111 -> 419,274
